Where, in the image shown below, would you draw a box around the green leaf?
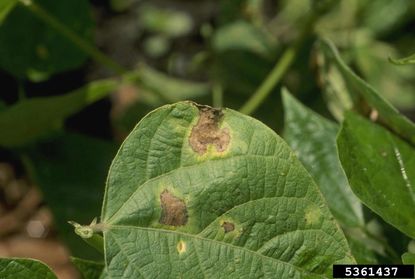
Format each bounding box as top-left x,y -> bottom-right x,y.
0,0 -> 93,78
337,112 -> 415,239
389,52 -> 415,65
317,38 -> 415,145
282,89 -> 363,227
402,252 -> 415,265
24,133 -> 117,259
0,0 -> 17,24
72,257 -> 108,279
0,78 -> 118,147
0,258 -> 57,279
139,5 -> 193,37
99,102 -> 353,278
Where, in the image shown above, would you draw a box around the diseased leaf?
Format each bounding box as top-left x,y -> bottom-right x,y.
0,0 -> 93,78
0,78 -> 118,147
0,258 -> 57,279
337,112 -> 415,239
72,257 -> 108,279
317,38 -> 415,145
100,101 -> 353,278
282,89 -> 363,227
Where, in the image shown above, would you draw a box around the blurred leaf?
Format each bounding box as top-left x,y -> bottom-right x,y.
0,0 -> 17,24
317,38 -> 415,146
143,35 -> 170,58
353,40 -> 415,110
138,64 -> 210,102
109,0 -> 134,12
359,0 -> 410,36
0,0 -> 93,78
72,257 -> 107,279
0,78 -> 118,147
282,89 -> 363,227
337,112 -> 415,239
218,0 -> 246,24
24,133 -> 117,259
139,5 -> 193,37
402,253 -> 415,264
0,258 -> 57,278
389,52 -> 415,65
212,20 -> 276,58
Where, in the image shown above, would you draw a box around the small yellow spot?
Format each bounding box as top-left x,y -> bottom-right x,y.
305,206 -> 321,225
177,240 -> 186,254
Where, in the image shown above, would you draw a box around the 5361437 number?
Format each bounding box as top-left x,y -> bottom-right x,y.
333,265 -> 414,278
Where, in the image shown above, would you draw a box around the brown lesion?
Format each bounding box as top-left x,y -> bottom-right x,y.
159,190 -> 188,226
221,221 -> 235,233
189,105 -> 230,155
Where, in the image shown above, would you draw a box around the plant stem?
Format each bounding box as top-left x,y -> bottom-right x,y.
20,0 -> 127,75
212,82 -> 223,108
239,14 -> 317,115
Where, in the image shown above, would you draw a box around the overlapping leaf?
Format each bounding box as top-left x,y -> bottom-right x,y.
101,101 -> 353,278
282,90 -> 363,227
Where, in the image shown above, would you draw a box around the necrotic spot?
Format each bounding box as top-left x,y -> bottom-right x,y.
159,190 -> 188,226
189,105 -> 230,155
222,221 -> 235,233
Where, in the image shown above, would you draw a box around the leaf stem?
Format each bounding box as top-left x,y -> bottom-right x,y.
68,220 -> 105,254
20,0 -> 127,75
239,14 -> 317,115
